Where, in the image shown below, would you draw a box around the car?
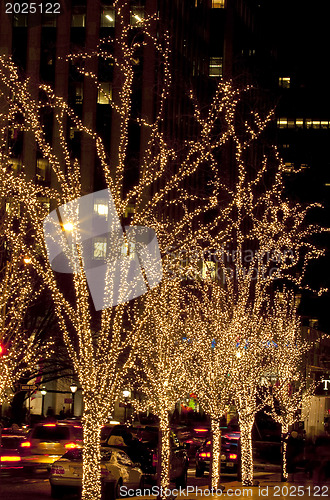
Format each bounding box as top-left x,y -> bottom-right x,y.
20,422 -> 83,471
175,426 -> 211,459
133,425 -> 189,488
0,428 -> 27,472
49,446 -> 143,498
195,431 -> 241,478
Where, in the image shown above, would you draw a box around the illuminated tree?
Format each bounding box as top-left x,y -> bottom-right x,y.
0,199 -> 49,407
184,278 -> 234,491
265,290 -> 315,481
129,277 -> 192,496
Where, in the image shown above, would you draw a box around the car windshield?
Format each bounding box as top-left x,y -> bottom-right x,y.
32,426 -> 70,441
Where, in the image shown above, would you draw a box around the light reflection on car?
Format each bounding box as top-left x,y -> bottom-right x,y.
49,447 -> 143,498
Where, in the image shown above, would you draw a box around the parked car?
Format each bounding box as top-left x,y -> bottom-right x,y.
20,422 -> 83,471
133,425 -> 189,488
195,431 -> 241,477
0,428 -> 27,472
49,446 -> 143,498
175,426 -> 211,459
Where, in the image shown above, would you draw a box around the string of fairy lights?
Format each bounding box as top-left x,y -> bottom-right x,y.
0,1 -> 327,497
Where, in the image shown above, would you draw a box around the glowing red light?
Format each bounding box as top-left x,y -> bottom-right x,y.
200,452 -> 211,458
1,456 -> 21,462
43,424 -> 56,427
65,442 -> 78,449
229,453 -> 237,460
20,441 -> 31,448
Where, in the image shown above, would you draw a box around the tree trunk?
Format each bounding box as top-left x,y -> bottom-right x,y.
239,414 -> 254,486
81,397 -> 103,500
281,423 -> 289,481
157,413 -> 171,500
210,418 -> 221,491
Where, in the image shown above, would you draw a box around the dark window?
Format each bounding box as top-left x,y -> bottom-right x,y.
32,426 -> 71,441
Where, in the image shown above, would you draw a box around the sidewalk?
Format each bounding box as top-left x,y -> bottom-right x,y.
130,472 -> 330,500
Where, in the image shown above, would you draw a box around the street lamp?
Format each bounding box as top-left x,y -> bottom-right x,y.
40,387 -> 47,417
70,384 -> 78,416
122,390 -> 131,422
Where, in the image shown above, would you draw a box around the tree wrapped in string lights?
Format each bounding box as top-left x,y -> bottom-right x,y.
183,278 -> 235,491
129,277 -> 192,496
265,290 -> 315,481
0,200 -> 48,406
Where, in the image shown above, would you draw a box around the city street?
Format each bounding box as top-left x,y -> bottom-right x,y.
0,466 -> 329,500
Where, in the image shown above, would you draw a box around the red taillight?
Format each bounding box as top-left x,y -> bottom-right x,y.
229,453 -> 237,460
20,441 -> 31,448
200,452 -> 210,458
186,439 -> 194,444
44,424 -> 56,427
206,440 -> 211,445
1,456 -> 21,462
65,442 -> 78,449
152,453 -> 157,467
194,428 -> 208,433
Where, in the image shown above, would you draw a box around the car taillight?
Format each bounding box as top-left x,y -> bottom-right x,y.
206,440 -> 211,445
51,466 -> 65,475
43,424 -> 56,427
20,441 -> 31,448
1,456 -> 21,462
199,452 -> 210,458
152,453 -> 157,467
65,442 -> 78,449
229,453 -> 237,460
186,439 -> 194,444
194,428 -> 208,433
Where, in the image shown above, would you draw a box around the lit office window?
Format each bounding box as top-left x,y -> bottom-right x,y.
97,83 -> 112,104
212,0 -> 225,7
93,200 -> 109,219
321,121 -> 329,129
296,119 -> 303,128
101,8 -> 115,27
278,118 -> 288,128
279,77 -> 290,88
202,261 -> 216,280
121,240 -> 135,257
209,57 -> 223,77
130,7 -> 145,25
93,237 -> 107,260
